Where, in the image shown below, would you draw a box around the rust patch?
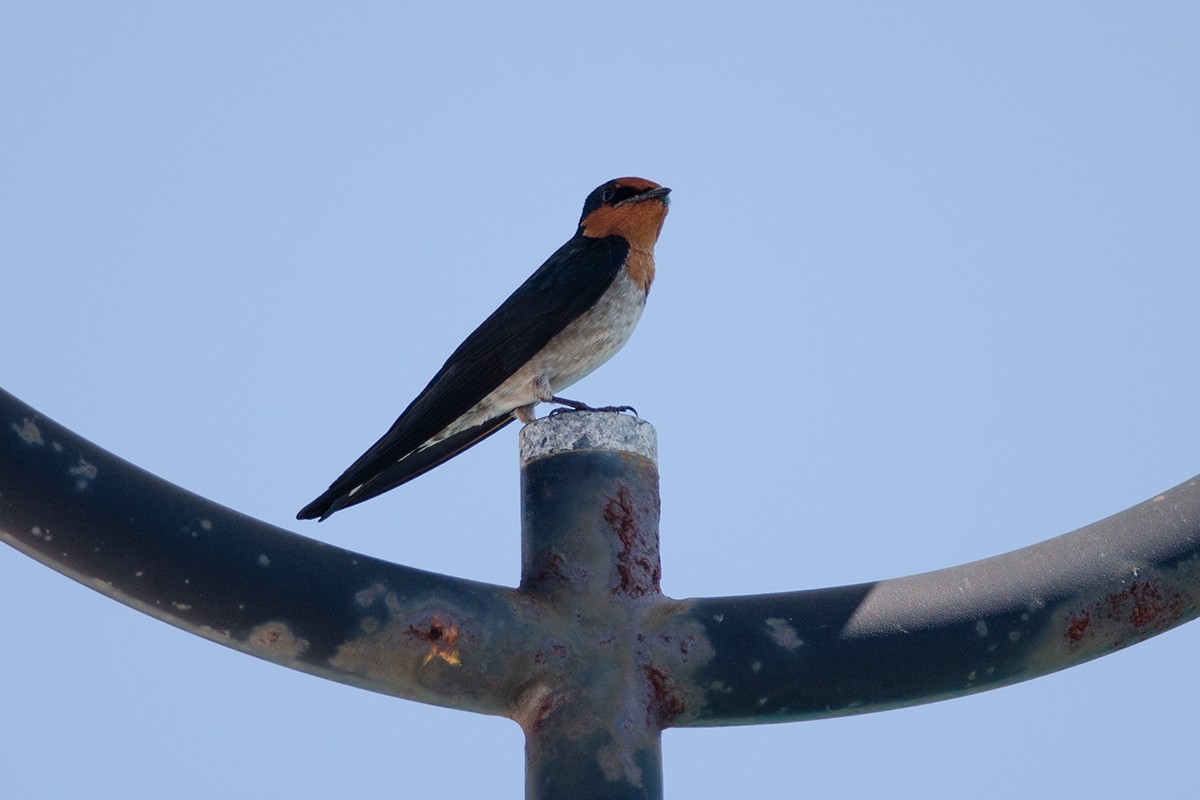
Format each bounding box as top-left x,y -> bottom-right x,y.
1064,610 -> 1090,644
407,615 -> 461,666
644,665 -> 685,728
533,640 -> 569,667
525,549 -> 568,588
1110,580 -> 1184,632
605,484 -> 661,598
1064,578 -> 1190,650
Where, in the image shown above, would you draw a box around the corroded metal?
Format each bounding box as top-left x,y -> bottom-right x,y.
3,385 -> 1200,799
665,484 -> 1200,725
517,423 -> 667,798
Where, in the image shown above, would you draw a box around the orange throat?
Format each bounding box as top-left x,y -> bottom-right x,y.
625,249 -> 656,293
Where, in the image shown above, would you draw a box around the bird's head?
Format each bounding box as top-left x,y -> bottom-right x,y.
577,177 -> 671,251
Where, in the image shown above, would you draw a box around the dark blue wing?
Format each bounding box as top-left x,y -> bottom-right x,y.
297,233 -> 629,520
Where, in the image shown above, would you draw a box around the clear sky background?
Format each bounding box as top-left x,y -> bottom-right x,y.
3,4 -> 1199,798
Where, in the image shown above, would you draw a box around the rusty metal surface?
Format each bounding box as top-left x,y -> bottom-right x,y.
0,387 -> 533,717
665,473 -> 1200,724
4,386 -> 1200,799
517,444 -> 667,798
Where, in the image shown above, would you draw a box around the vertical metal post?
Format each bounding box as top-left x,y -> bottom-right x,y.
517,413 -> 664,800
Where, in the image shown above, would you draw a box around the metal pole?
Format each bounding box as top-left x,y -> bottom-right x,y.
3,385 -> 1200,797
517,413 -> 664,799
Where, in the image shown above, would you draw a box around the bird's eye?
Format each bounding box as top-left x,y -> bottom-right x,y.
601,187 -> 616,203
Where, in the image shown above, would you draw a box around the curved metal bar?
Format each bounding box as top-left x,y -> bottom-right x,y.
662,476 -> 1200,726
0,387 -> 534,717
4,385 -> 1200,799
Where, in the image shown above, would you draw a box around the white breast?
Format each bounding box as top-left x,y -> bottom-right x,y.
456,268 -> 648,427
540,268 -> 648,392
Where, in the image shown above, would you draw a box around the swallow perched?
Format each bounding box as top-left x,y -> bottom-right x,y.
297,177 -> 670,521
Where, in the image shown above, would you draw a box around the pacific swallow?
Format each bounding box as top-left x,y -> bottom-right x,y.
297,177 -> 671,521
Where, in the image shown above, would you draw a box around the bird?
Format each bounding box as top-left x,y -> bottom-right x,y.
297,177 -> 671,521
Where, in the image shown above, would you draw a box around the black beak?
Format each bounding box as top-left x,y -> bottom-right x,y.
617,186 -> 672,207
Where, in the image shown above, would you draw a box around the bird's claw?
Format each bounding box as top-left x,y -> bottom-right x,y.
548,402 -> 638,418
595,404 -> 639,416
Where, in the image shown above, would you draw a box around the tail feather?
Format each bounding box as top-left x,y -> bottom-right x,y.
296,414 -> 515,521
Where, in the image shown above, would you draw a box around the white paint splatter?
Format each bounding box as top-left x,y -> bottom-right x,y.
765,617 -> 804,651
69,457 -> 97,489
13,418 -> 43,445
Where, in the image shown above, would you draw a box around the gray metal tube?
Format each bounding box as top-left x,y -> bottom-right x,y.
517,413 -> 664,799
4,386 -> 1200,799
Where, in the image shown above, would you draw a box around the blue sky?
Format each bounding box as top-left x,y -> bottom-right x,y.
3,4 -> 1198,798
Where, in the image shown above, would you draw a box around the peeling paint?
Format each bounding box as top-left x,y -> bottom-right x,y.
13,418 -> 43,445
355,584 -> 385,607
246,622 -> 310,658
765,617 -> 804,651
597,739 -> 644,785
69,457 -> 97,489
330,612 -> 468,683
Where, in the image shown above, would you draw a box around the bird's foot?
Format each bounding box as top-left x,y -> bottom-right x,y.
548,396 -> 639,417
